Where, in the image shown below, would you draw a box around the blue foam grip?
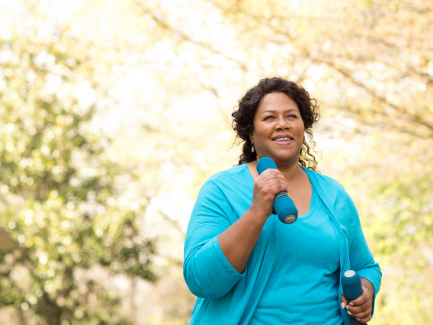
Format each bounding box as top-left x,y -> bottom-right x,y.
256,157 -> 298,224
274,195 -> 298,223
342,270 -> 363,300
256,157 -> 277,174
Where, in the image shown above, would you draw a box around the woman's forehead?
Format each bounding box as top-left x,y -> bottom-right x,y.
257,92 -> 299,113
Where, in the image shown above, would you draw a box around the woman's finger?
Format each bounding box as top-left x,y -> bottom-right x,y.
347,305 -> 371,318
347,300 -> 371,315
259,169 -> 285,180
340,294 -> 348,309
351,287 -> 370,304
357,315 -> 372,323
346,287 -> 373,319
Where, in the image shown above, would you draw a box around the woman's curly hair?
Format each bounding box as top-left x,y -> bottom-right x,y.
232,77 -> 320,170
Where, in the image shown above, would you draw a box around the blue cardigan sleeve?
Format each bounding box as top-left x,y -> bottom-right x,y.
344,193 -> 382,316
183,179 -> 246,299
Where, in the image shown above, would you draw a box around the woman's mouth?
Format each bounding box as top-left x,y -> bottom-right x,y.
272,137 -> 293,145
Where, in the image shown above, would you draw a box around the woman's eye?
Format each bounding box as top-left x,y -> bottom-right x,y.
287,115 -> 297,118
264,116 -> 275,120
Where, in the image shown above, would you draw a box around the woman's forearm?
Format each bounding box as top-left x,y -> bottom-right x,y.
218,168 -> 288,274
218,209 -> 267,273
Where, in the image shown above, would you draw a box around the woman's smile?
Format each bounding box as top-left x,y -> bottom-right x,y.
250,92 -> 304,164
272,134 -> 294,145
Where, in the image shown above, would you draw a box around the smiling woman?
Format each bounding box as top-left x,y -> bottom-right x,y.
232,77 -> 320,169
183,77 -> 381,325
252,92 -> 305,164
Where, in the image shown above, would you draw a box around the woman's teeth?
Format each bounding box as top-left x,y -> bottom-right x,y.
273,137 -> 291,141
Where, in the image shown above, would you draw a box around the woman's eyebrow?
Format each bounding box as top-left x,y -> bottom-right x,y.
261,108 -> 298,114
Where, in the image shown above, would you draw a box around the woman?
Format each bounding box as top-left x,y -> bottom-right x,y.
183,77 -> 381,325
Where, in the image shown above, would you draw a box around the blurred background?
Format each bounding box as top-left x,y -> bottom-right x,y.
0,0 -> 432,324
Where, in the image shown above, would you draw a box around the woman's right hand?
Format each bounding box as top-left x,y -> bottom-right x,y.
249,169 -> 288,222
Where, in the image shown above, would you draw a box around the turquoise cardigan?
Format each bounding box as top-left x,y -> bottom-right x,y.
184,164 -> 382,325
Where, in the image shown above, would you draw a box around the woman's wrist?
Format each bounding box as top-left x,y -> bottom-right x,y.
361,277 -> 375,297
245,207 -> 269,225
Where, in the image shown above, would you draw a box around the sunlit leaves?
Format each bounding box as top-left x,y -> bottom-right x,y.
0,17 -> 156,325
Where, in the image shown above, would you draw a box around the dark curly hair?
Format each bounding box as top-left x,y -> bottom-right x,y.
232,77 -> 320,170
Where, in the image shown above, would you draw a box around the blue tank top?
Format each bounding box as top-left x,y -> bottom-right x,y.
250,184 -> 343,325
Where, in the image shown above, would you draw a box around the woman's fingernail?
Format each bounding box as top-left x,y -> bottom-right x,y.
349,302 -> 354,306
356,318 -> 360,321
347,311 -> 352,315
341,303 -> 344,309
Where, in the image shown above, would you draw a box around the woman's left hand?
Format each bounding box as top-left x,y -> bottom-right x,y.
341,286 -> 373,323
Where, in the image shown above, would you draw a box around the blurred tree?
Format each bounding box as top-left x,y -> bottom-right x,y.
0,21 -> 156,325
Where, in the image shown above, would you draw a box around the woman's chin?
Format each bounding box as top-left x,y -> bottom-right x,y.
263,152 -> 299,163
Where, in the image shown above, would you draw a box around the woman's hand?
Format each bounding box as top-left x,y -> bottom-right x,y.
249,169 -> 288,222
341,286 -> 373,323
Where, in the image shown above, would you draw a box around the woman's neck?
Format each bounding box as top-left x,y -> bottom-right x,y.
276,161 -> 304,183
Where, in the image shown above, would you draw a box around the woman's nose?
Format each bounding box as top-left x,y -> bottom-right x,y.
275,116 -> 289,129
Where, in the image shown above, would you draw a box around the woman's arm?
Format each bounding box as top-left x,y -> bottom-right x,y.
217,209 -> 267,273
183,169 -> 287,298
342,192 -> 382,320
218,168 -> 287,273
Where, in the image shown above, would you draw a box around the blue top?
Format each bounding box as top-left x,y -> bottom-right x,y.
183,164 -> 382,325
250,185 -> 342,325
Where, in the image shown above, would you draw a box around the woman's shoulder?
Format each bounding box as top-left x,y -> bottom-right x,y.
198,163 -> 251,198
304,168 -> 358,223
207,163 -> 250,184
302,167 -> 347,195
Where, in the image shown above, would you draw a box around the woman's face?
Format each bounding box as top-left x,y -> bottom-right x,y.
250,92 -> 305,165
